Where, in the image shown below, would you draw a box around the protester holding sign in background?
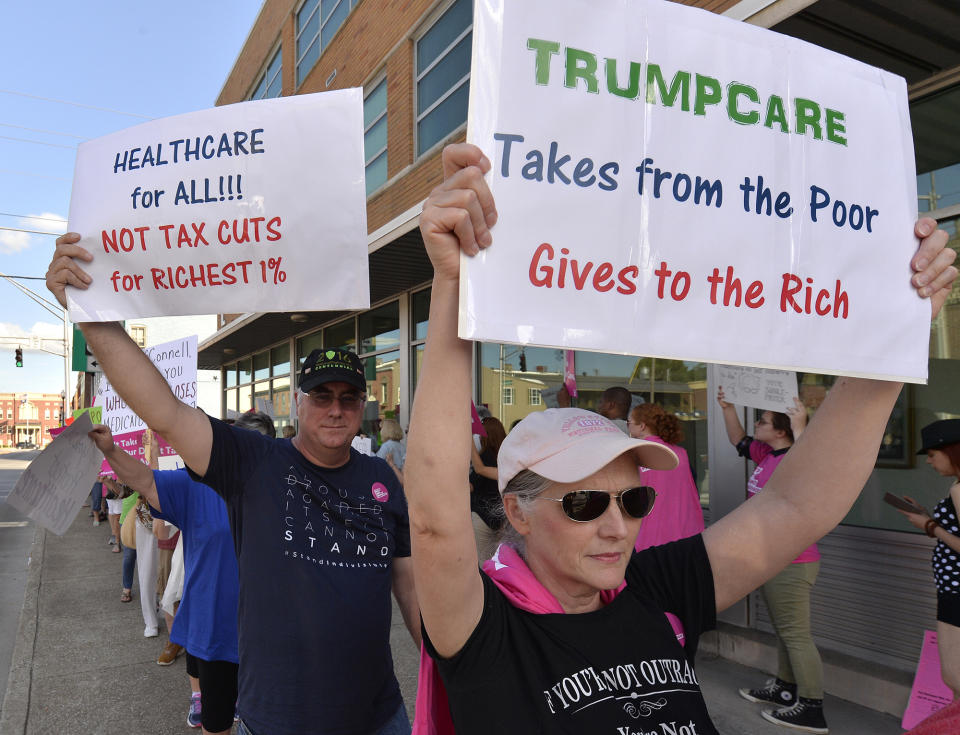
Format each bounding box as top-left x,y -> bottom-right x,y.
895,419 -> 960,702
403,143 -> 955,735
717,392 -> 827,731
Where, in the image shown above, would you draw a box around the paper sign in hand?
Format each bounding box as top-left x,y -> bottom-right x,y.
716,365 -> 799,413
66,90 -> 369,321
6,412 -> 102,536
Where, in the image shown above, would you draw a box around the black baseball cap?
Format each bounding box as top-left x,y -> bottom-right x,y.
299,348 -> 366,394
917,419 -> 960,455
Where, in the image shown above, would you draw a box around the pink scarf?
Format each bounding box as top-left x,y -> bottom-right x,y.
411,544 -> 685,735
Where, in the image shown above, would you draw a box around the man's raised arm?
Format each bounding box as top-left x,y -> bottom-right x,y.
46,233 -> 213,475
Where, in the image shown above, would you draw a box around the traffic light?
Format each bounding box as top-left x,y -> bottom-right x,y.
15,348 -> 23,368
518,349 -> 527,372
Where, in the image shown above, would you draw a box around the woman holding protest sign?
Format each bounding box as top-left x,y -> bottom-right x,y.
716,393 -> 827,731
403,142 -> 955,735
628,403 -> 704,550
894,419 -> 960,701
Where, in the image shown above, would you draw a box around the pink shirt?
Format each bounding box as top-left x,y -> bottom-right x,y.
747,440 -> 820,564
635,436 -> 705,551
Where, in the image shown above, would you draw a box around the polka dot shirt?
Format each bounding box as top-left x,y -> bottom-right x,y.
932,494 -> 960,595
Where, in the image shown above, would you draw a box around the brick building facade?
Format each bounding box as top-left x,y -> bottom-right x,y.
0,392 -> 63,448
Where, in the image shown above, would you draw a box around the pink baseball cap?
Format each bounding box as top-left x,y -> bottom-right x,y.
497,408 -> 678,493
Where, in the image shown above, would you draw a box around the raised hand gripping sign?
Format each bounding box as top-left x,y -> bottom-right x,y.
67,90 -> 369,320
461,0 -> 927,382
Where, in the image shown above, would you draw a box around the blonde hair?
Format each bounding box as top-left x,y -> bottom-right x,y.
380,418 -> 403,442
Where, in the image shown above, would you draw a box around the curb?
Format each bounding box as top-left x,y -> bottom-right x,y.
0,525 -> 45,735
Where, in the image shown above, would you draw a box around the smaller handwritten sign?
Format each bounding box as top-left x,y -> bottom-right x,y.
902,631 -> 953,730
6,413 -> 102,535
716,365 -> 798,413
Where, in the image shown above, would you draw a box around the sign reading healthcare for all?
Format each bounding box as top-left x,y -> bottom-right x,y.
67,90 -> 369,321
461,0 -> 927,382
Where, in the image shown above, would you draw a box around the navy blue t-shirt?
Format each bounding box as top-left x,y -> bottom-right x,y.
188,416 -> 411,735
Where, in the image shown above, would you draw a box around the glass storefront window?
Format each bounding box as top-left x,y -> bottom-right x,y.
271,344 -> 291,377
254,380 -> 271,412
225,364 -> 237,388
325,319 -> 357,353
297,331 -> 325,369
479,344 -> 708,498
238,359 -> 252,385
225,388 -> 237,416
412,289 -> 431,340
362,349 -> 400,441
254,352 -> 270,381
273,376 -> 291,430
359,302 -> 399,353
411,344 -> 425,400
238,385 -> 252,413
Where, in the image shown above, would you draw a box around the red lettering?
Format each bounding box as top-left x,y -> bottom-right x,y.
592,262 -> 614,292
569,259 -> 593,290
159,224 -> 175,249
529,243 -> 554,287
745,280 -> 764,308
780,273 -> 803,313
266,216 -> 282,241
616,266 -> 638,295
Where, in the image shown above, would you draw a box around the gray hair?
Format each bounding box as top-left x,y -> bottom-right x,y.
234,411 -> 277,438
493,469 -> 553,558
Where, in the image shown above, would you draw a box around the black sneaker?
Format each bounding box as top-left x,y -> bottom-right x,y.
738,678 -> 797,706
761,698 -> 829,734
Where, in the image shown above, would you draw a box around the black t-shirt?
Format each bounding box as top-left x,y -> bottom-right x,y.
188,416 -> 411,735
424,535 -> 718,735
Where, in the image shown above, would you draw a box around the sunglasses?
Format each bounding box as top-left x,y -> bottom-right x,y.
302,390 -> 366,410
540,486 -> 657,523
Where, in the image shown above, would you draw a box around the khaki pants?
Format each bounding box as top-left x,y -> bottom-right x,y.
762,560 -> 823,699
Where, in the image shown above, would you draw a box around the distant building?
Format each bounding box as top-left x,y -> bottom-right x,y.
0,392 -> 63,448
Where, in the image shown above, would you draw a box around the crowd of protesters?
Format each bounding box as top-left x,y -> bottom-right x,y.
48,140 -> 958,735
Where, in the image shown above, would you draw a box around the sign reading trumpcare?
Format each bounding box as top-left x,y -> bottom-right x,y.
66,90 -> 369,321
461,0 -> 927,382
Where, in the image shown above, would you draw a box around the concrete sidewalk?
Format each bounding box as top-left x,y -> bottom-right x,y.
0,510 -> 907,734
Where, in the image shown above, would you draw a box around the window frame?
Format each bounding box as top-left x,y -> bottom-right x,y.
250,44 -> 283,100
363,74 -> 389,196
414,0 -> 472,157
295,0 -> 359,86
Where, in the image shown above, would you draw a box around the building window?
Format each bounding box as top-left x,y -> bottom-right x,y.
129,325 -> 147,348
502,386 -> 514,405
416,0 -> 472,155
528,388 -> 542,406
44,409 -> 50,420
251,46 -> 283,100
296,0 -> 358,85
364,78 -> 388,195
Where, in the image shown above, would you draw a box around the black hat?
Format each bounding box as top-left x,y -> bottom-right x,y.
299,348 -> 366,394
917,419 -> 960,455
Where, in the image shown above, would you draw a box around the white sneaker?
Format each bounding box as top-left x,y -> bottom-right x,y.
144,626 -> 158,638
92,517 -> 100,527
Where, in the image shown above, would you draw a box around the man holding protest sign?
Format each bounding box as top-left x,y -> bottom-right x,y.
403,143 -> 955,735
47,239 -> 420,735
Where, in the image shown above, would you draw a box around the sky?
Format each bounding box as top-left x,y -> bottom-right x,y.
0,0 -> 265,397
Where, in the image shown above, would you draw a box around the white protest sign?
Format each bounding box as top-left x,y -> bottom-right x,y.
67,90 -> 369,320
716,365 -> 798,412
462,0 -> 926,382
94,335 -> 198,434
6,412 -> 102,535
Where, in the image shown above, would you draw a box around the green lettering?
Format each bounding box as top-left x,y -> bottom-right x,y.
645,65 -> 689,110
794,97 -> 823,139
727,82 -> 759,125
605,58 -> 641,99
565,46 -> 599,93
763,95 -> 789,133
527,38 -> 561,86
825,108 -> 847,146
694,74 -> 722,116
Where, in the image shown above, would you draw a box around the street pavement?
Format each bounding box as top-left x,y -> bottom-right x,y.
0,453 -> 908,734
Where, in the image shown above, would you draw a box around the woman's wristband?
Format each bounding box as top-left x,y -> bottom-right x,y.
925,518 -> 940,538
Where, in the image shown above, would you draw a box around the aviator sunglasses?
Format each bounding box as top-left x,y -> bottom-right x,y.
540,486 -> 657,523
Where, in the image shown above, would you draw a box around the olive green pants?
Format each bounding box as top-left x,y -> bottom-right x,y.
762,560 -> 823,699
